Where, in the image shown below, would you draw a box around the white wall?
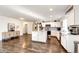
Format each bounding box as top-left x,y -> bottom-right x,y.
0,16 -> 34,40
0,16 -> 33,40
0,16 -> 24,40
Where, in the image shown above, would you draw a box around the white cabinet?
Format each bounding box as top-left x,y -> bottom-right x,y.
38,31 -> 47,42
61,34 -> 79,53
67,35 -> 79,52
2,31 -> 20,40
32,31 -> 47,43
74,5 -> 79,25
66,35 -> 74,52
32,31 -> 38,41
2,32 -> 10,39
74,6 -> 79,25
61,34 -> 74,52
42,22 -> 61,27
61,35 -> 67,50
51,22 -> 61,27
66,9 -> 74,26
0,33 -> 2,41
62,35 -> 75,52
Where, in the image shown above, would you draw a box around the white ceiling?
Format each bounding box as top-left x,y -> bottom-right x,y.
0,5 -> 70,21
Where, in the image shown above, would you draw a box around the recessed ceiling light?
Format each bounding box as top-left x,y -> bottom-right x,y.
20,17 -> 24,20
49,8 -> 53,11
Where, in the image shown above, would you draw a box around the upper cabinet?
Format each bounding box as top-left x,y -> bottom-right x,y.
42,22 -> 61,28
65,6 -> 75,26
74,6 -> 79,25
51,22 -> 61,27
65,5 -> 79,25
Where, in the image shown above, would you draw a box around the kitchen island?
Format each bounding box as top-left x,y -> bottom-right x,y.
32,31 -> 47,43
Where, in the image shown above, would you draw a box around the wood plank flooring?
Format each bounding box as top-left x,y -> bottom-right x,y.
0,34 -> 67,53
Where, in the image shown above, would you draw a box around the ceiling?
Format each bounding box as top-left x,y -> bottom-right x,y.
0,5 -> 70,22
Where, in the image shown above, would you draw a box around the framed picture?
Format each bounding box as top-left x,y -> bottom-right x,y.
8,23 -> 15,31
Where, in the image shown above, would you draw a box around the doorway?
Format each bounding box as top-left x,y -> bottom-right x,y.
24,24 -> 27,35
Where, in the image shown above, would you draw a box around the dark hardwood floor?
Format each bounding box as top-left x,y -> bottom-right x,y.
0,34 -> 67,53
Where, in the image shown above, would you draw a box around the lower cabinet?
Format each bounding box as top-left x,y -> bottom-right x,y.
38,31 -> 47,42
32,31 -> 38,42
61,35 -> 67,50
61,34 -> 79,53
32,31 -> 47,43
2,31 -> 20,40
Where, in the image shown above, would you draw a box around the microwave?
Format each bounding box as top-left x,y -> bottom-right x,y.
68,25 -> 79,35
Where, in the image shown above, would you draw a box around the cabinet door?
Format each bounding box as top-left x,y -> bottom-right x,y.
32,32 -> 38,41
7,33 -> 10,39
66,9 -> 74,26
2,32 -> 6,39
61,35 -> 67,50
38,31 -> 44,42
42,31 -> 47,42
51,22 -> 61,27
38,31 -> 47,42
74,6 -> 79,25
66,36 -> 74,53
16,31 -> 20,36
66,35 -> 79,53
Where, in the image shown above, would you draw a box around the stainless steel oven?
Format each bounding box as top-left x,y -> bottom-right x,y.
45,24 -> 51,36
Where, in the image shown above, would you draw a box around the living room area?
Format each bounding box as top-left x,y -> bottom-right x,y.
0,5 -> 79,53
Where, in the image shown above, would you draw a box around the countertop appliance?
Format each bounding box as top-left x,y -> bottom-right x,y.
68,25 -> 79,35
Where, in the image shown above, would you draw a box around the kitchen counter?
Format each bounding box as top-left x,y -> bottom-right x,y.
61,33 -> 79,53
